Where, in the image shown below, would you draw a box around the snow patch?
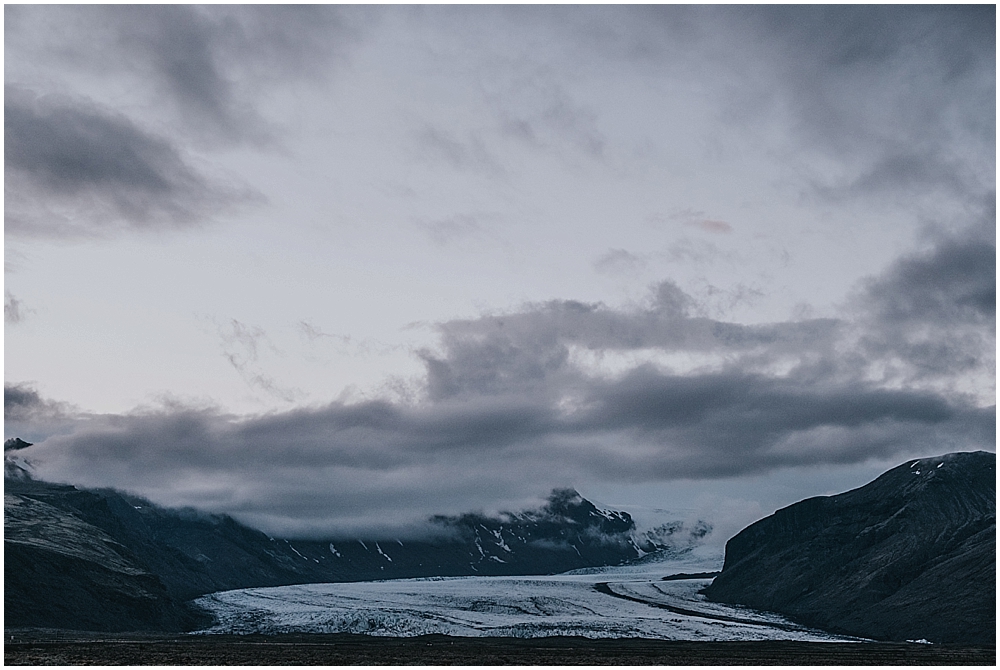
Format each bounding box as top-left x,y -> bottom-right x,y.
285,540 -> 309,560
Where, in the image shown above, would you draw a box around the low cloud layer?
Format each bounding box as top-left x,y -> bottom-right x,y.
10,221 -> 994,537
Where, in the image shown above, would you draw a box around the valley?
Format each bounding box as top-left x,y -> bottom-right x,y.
193,553 -> 847,641
4,448 -> 995,663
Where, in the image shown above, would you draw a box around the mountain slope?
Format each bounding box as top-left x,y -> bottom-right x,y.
4,468 -> 705,632
702,451 -> 995,645
5,488 -> 207,631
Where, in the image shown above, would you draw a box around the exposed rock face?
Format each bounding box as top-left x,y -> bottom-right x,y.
4,438 -> 34,480
702,451 -> 995,645
5,489 -> 207,631
4,437 -> 33,451
4,473 -> 702,632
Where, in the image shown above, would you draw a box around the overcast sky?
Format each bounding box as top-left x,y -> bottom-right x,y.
5,5 -> 995,541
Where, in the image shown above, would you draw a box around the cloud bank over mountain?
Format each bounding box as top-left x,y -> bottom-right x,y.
9,216 -> 993,537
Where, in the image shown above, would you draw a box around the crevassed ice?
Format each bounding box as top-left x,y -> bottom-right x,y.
194,555 -> 859,642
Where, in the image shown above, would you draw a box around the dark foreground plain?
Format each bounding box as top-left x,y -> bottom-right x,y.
4,632 -> 995,666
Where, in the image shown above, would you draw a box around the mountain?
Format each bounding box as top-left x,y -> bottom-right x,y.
4,438 -> 33,480
4,437 -> 33,451
702,451 -> 995,645
5,484 -> 208,632
5,459 -> 706,632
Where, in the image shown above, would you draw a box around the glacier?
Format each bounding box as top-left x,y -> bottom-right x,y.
194,549 -> 856,641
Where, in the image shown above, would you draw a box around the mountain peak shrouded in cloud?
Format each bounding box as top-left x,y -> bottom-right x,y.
4,6 -> 993,542
5,477 -> 721,633
4,437 -> 33,451
4,437 -> 35,480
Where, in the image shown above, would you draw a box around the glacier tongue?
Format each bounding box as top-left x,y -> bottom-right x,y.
194,555 -> 855,641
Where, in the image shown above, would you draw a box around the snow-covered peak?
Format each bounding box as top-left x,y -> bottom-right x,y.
4,437 -> 33,452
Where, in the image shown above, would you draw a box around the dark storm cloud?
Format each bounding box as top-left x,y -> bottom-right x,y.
569,367 -> 992,479
21,345 -> 991,537
102,4 -> 357,145
828,147 -> 977,202
5,5 -> 359,147
5,92 -> 179,195
862,226 -> 995,328
546,5 -> 993,202
412,214 -> 993,408
419,281 -> 841,400
22,396 -> 565,536
4,5 -> 357,237
4,382 -> 74,423
4,89 -> 256,237
851,211 -> 996,383
736,5 -> 993,76
743,5 -> 995,202
117,6 -> 248,143
577,370 -> 953,434
5,383 -> 45,421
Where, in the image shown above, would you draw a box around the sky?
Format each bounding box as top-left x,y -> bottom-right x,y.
4,5 -> 995,542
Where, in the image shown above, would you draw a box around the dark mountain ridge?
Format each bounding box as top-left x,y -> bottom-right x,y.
5,468 -> 704,632
702,450 -> 995,645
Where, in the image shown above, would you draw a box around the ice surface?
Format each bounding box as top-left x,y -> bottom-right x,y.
195,552 -> 856,641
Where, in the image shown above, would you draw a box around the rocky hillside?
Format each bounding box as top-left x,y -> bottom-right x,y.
702,451 -> 995,645
5,463 -> 705,632
5,485 -> 208,631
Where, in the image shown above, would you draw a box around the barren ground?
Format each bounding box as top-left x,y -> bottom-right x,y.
4,632 -> 995,665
